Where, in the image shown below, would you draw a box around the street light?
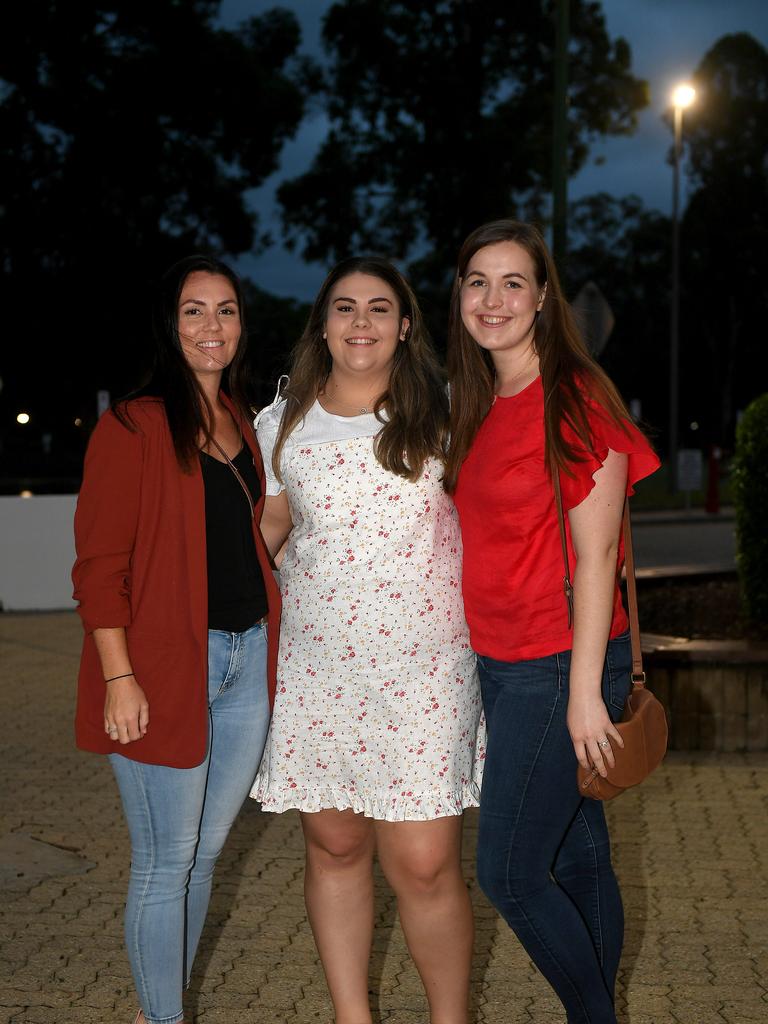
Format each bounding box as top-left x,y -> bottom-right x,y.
672,83 -> 696,111
669,81 -> 696,493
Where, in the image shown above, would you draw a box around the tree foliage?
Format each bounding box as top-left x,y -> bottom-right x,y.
567,193 -> 669,437
278,0 -> 648,297
679,33 -> 768,443
0,0 -> 306,451
567,34 -> 768,451
732,393 -> 768,629
684,33 -> 768,191
241,283 -> 310,409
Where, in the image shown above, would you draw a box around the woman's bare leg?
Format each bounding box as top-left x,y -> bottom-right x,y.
375,816 -> 473,1024
300,809 -> 376,1024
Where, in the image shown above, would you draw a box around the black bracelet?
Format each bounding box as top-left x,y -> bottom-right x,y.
105,672 -> 135,683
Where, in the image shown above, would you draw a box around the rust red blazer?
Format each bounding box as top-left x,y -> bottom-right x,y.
72,395 -> 281,768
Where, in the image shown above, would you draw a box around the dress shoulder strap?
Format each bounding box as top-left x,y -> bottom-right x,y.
254,375 -> 289,431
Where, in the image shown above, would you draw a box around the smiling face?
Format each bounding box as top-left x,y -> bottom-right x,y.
177,271 -> 241,380
459,241 -> 546,364
323,272 -> 409,381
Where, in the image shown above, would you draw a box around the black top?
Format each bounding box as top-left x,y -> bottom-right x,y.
199,446 -> 269,632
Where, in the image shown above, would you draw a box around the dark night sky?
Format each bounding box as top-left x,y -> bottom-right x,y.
218,0 -> 768,299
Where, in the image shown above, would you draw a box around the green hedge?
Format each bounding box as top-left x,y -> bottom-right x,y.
732,393 -> 768,627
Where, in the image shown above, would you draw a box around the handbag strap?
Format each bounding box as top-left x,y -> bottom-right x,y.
552,469 -> 574,629
206,435 -> 256,519
621,503 -> 645,683
553,467 -> 645,684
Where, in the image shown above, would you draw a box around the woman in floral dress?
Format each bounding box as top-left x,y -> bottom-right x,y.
252,256 -> 484,1024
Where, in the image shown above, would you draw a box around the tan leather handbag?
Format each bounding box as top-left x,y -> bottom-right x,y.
553,474 -> 668,801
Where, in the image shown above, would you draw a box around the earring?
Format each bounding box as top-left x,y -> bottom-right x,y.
322,332 -> 327,339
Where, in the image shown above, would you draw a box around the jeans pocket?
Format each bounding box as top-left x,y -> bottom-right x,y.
208,631 -> 235,701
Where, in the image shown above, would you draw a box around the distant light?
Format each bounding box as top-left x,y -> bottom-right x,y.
74,417 -> 83,427
16,412 -> 30,425
19,489 -> 33,498
672,83 -> 696,109
690,421 -> 699,431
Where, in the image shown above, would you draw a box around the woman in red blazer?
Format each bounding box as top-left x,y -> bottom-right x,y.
73,255 -> 280,1024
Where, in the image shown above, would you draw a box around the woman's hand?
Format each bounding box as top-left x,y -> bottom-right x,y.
93,627 -> 148,744
104,676 -> 150,744
567,692 -> 623,778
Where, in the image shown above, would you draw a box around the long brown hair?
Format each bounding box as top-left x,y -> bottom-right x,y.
271,256 -> 448,483
444,220 -> 633,493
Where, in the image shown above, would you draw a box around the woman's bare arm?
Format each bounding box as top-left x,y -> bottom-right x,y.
259,491 -> 294,563
566,449 -> 628,778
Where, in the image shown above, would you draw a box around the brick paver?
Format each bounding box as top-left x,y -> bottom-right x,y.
1,612 -> 766,1023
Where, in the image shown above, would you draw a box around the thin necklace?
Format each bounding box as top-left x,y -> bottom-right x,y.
327,401 -> 372,415
322,377 -> 378,415
495,361 -> 539,397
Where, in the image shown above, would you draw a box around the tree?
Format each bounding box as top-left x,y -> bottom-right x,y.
679,33 -> 768,445
567,193 -> 670,435
732,393 -> 768,630
568,35 -> 768,454
278,0 -> 648,308
241,283 -> 310,409
0,0 -> 306,472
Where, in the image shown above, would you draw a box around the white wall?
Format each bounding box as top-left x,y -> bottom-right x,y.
0,495 -> 78,611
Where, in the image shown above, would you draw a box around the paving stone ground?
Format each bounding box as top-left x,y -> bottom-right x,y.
1,612 -> 766,1024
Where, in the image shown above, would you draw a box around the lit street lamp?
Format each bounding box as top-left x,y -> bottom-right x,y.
669,82 -> 696,492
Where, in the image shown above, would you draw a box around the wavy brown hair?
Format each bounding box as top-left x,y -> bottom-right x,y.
444,220 -> 635,493
271,256 -> 448,483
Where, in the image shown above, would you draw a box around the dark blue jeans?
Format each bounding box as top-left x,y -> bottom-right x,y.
476,633 -> 632,1024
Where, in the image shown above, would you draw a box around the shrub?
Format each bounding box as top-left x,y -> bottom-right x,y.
732,393 -> 768,628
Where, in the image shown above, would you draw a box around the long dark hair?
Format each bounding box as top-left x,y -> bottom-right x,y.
444,220 -> 634,493
116,255 -> 250,470
272,256 -> 448,483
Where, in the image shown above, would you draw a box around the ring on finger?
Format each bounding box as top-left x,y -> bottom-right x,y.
599,739 -> 610,749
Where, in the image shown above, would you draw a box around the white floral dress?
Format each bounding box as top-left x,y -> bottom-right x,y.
251,400 -> 484,820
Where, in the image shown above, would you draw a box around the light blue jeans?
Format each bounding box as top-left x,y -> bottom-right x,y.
110,623 -> 269,1024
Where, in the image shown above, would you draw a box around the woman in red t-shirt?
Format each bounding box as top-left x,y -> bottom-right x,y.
445,220 -> 658,1023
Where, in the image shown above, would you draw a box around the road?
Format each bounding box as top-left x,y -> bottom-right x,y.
631,514 -> 736,571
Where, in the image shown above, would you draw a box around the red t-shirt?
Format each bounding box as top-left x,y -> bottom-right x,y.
453,376 -> 659,662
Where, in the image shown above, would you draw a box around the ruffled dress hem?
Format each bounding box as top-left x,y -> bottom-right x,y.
252,782 -> 481,821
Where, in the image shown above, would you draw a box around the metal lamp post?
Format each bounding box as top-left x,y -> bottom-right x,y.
669,82 -> 696,493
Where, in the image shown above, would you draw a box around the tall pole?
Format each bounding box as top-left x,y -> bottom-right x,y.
669,104 -> 682,493
552,0 -> 569,273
